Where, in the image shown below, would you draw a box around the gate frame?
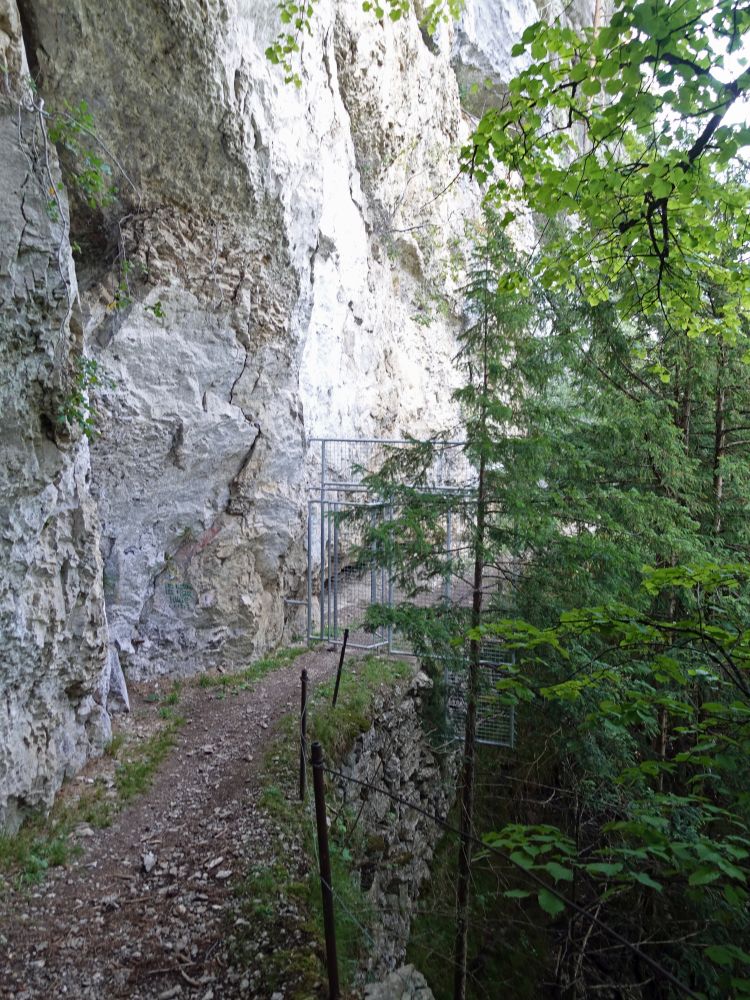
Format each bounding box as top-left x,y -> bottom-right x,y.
306,497 -> 393,651
304,437 -> 517,748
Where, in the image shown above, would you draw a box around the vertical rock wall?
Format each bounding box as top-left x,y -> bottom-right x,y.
0,1 -> 109,830
452,0 -> 610,109
14,0 -> 480,684
334,672 -> 458,981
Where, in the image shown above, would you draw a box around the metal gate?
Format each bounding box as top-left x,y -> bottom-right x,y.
306,497 -> 392,651
305,438 -> 516,748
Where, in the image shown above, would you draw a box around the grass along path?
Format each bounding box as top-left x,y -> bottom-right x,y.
0,649 -> 309,891
0,684 -> 187,890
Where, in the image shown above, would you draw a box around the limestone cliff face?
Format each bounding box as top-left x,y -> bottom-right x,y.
14,0 -> 479,685
0,2 -> 110,830
1,0 -> 589,822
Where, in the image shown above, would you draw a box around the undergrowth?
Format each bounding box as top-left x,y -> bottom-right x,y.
308,654 -> 412,758
0,777 -> 111,890
406,746 -> 549,999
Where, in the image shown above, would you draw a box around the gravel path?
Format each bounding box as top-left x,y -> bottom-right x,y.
0,647 -> 341,1000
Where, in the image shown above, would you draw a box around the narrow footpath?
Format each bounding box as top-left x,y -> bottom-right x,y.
0,648 -> 340,1000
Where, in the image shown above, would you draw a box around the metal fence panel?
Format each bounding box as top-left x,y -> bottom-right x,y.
307,499 -> 390,650
445,645 -> 516,748
306,439 -> 516,747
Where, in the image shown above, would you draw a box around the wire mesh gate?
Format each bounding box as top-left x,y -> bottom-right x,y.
305,438 -> 516,748
306,498 -> 392,651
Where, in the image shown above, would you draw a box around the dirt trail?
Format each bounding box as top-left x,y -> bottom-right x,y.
0,647 -> 340,1000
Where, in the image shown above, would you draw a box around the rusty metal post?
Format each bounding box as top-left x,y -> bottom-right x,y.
332,628 -> 349,707
299,669 -> 308,801
311,741 -> 339,1000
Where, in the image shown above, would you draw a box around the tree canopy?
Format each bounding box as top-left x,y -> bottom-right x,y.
468,0 -> 750,340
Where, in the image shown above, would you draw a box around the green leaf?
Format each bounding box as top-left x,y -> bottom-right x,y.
537,888 -> 565,916
631,871 -> 662,891
652,178 -> 672,199
688,868 -> 721,887
510,851 -> 535,870
544,861 -> 574,882
585,862 -> 623,877
706,944 -> 750,968
706,945 -> 733,967
521,21 -> 541,44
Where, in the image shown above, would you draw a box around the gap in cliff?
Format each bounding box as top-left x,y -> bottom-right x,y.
14,0 -> 41,81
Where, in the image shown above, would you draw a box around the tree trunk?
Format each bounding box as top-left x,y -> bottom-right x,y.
453,267 -> 490,1000
453,448 -> 485,1000
712,338 -> 727,535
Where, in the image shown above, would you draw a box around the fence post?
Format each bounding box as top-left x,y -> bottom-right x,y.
332,628 -> 349,707
370,507 -> 377,607
333,501 -> 339,641
299,669 -> 308,801
327,502 -> 333,641
444,507 -> 453,604
319,440 -> 326,640
387,503 -> 394,654
311,741 -> 340,1000
307,500 -> 313,643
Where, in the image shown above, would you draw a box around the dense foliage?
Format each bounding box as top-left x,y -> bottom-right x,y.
367,204 -> 750,997
468,0 -> 750,340
456,22 -> 750,994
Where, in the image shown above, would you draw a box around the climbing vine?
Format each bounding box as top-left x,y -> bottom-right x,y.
46,99 -> 116,210
56,357 -> 115,440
